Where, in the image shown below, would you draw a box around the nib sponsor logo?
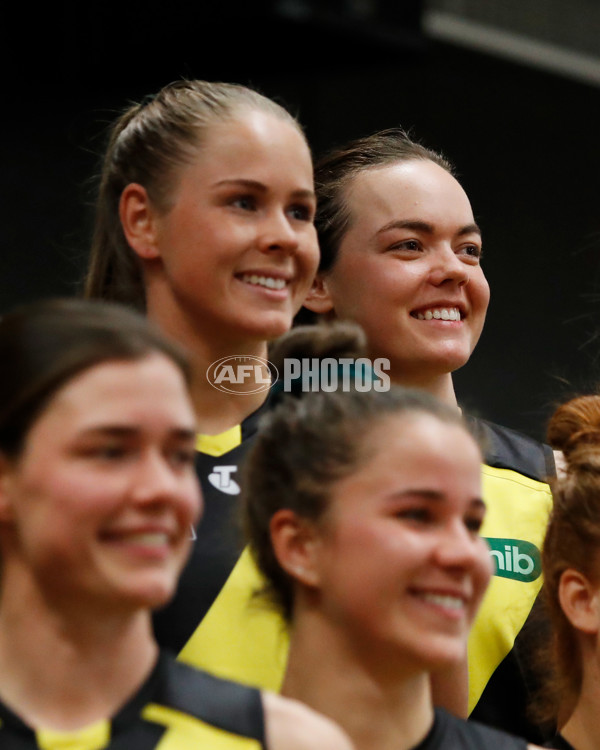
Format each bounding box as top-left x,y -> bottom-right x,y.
208,466 -> 241,495
485,538 -> 541,582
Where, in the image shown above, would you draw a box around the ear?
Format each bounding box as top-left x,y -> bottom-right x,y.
0,454 -> 16,522
558,568 -> 600,635
302,273 -> 335,315
119,183 -> 161,260
269,509 -> 322,588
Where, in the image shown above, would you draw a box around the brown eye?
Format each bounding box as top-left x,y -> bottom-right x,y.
396,507 -> 431,524
389,240 -> 421,252
231,195 -> 256,211
288,203 -> 313,222
465,516 -> 483,534
168,448 -> 195,468
460,244 -> 483,260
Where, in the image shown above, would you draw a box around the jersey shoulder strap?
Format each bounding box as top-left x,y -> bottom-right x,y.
465,416 -> 555,482
155,657 -> 265,742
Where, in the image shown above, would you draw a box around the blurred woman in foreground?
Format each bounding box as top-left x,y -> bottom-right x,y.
0,298 -> 351,750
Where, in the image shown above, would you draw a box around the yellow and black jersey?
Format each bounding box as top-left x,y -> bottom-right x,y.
0,652 -> 266,750
166,405 -> 554,743
465,416 -> 555,744
153,402 -> 269,655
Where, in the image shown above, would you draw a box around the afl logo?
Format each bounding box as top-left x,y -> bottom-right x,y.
207,356 -> 278,395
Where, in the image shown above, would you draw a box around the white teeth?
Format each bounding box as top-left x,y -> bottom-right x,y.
127,533 -> 169,546
416,308 -> 461,321
242,274 -> 286,290
419,592 -> 465,610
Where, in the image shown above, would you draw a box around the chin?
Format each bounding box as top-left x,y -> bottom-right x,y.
243,314 -> 293,342
420,638 -> 468,670
117,578 -> 177,611
429,349 -> 473,376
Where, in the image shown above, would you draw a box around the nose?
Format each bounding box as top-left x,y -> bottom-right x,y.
428,246 -> 469,288
434,520 -> 485,573
257,209 -> 300,254
130,451 -> 202,523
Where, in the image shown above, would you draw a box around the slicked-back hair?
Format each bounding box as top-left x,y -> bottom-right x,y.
84,79 -> 306,310
314,127 -> 455,272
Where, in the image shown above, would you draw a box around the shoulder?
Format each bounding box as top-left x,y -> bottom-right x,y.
465,416 -> 555,482
434,708 -> 529,748
262,692 -> 354,750
148,655 -> 265,743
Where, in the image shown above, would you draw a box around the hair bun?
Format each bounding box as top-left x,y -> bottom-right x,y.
547,395 -> 600,468
268,321 -> 367,373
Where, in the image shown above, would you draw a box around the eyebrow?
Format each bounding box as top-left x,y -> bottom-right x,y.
214,178 -> 315,200
376,219 -> 482,238
79,426 -> 197,441
391,489 -> 486,511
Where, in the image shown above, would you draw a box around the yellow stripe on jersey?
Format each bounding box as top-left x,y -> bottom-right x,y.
36,720 -> 110,750
144,703 -> 262,750
196,426 -> 242,457
178,547 -> 289,691
467,464 -> 552,712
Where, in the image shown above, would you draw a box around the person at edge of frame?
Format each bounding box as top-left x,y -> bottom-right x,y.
0,297 -> 353,750
532,394 -> 600,750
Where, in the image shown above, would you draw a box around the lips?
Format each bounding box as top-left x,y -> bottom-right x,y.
99,526 -> 177,545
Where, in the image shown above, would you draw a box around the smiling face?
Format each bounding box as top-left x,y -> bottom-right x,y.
0,354 -> 201,613
314,159 -> 490,386
310,413 -> 491,670
146,108 -> 319,345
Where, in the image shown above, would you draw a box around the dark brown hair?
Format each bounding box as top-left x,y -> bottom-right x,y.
314,127 -> 455,273
0,297 -> 190,459
84,79 -> 306,310
243,321 -> 475,620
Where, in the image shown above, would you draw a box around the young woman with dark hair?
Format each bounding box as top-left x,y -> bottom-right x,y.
241,321 -> 542,750
300,128 -> 557,740
0,298 -> 352,750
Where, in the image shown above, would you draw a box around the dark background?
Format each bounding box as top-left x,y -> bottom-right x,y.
3,1 -> 600,442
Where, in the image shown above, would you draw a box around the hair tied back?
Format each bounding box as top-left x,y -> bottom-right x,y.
547,394 -> 600,472
139,92 -> 157,110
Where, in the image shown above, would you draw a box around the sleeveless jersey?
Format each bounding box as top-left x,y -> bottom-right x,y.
466,417 -> 554,744
413,707 -> 528,749
170,410 -> 554,741
153,403 -> 268,654
0,652 -> 266,749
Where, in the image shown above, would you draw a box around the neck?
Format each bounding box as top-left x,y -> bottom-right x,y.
560,655 -> 600,750
145,287 -> 270,434
281,608 -> 434,750
0,566 -> 158,731
390,367 -> 459,409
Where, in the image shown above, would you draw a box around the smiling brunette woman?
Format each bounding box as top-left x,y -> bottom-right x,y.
242,322 -> 542,750
300,128 -> 556,742
0,298 -> 352,750
83,79 -> 320,672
